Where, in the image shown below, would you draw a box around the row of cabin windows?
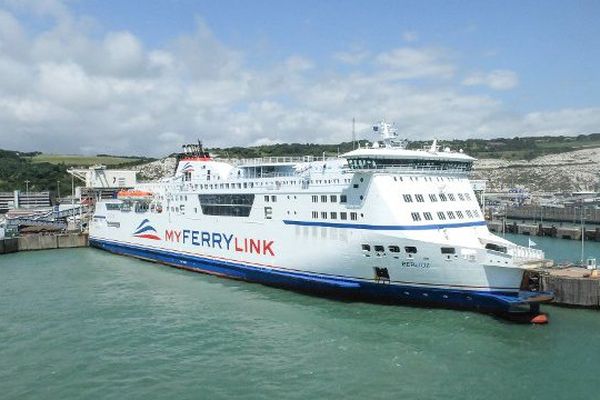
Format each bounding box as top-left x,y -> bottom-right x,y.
362,244 -> 455,255
411,209 -> 481,222
198,180 -> 301,190
402,192 -> 472,203
362,244 -> 418,254
264,195 -> 277,202
311,211 -> 358,221
393,176 -> 463,183
311,194 -> 348,203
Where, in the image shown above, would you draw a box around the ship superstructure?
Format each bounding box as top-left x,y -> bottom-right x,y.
89,122 -> 552,320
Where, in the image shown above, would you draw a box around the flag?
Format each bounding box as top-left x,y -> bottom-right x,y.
528,238 -> 537,247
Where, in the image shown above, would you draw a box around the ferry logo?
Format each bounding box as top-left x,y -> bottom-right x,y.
181,162 -> 194,173
164,229 -> 275,257
133,219 -> 161,240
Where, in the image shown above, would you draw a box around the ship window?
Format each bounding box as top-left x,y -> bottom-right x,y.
447,211 -> 455,219
312,195 -> 318,203
403,194 -> 413,203
350,212 -> 357,221
423,212 -> 433,221
485,243 -> 507,253
439,193 -> 448,202
465,193 -> 472,201
473,209 -> 480,218
264,206 -> 272,219
340,212 -> 347,220
437,211 -> 447,220
456,211 -> 464,218
458,193 -> 465,201
388,245 -> 400,253
321,212 -> 327,219
429,194 -> 438,202
194,207 -> 198,213
340,195 -> 347,203
312,211 -> 318,219
466,210 -> 473,218
199,194 -> 255,217
106,203 -> 121,210
353,184 -> 359,188
441,247 -> 456,254
374,245 -> 384,252
330,212 -> 337,219
271,195 -> 276,202
404,246 -> 417,254
361,244 -> 371,252
330,195 -> 337,203
415,194 -> 425,202
411,212 -> 421,221
448,193 -> 456,201
264,195 -> 269,202
321,195 -> 327,203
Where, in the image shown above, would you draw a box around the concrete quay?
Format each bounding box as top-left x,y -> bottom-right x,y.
488,220 -> 600,241
538,268 -> 600,308
0,233 -> 88,254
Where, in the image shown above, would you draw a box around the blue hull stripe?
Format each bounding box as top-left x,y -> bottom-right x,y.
282,220 -> 487,230
89,238 -> 548,315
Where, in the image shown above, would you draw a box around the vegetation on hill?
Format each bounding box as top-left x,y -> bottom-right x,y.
29,154 -> 154,166
0,150 -> 155,193
206,133 -> 600,161
2,132 -> 599,192
0,149 -> 70,193
408,133 -> 600,160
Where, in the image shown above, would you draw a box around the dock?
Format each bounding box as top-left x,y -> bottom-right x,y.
0,233 -> 88,254
537,268 -> 600,308
488,220 -> 600,241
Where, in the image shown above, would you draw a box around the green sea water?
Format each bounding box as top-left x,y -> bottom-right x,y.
1,236 -> 600,400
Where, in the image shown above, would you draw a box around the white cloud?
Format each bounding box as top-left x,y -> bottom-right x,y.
402,31 -> 418,42
462,69 -> 519,90
375,47 -> 455,79
333,49 -> 369,65
102,31 -> 144,76
0,2 -> 597,157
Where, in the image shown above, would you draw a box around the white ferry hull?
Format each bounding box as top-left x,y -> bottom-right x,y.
89,213 -> 547,316
89,134 -> 552,320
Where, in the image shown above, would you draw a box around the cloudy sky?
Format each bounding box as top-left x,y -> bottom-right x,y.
0,0 -> 599,156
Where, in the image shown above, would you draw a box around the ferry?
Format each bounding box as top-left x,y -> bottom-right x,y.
89,122 -> 553,322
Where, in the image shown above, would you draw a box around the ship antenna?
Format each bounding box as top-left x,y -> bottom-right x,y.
352,117 -> 356,150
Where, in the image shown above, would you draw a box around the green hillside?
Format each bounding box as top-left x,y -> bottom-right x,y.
30,154 -> 146,166
0,150 -> 155,193
2,132 -> 600,193
207,133 -> 600,161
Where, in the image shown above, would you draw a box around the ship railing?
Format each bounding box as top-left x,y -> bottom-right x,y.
226,156 -> 338,166
507,244 -> 545,264
342,165 -> 470,175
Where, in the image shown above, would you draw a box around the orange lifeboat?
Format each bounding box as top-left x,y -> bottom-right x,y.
117,190 -> 154,200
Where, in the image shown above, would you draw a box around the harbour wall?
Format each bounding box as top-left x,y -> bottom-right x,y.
0,233 -> 88,254
488,220 -> 600,241
540,274 -> 600,308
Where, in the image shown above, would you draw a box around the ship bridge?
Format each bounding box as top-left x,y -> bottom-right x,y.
341,121 -> 475,174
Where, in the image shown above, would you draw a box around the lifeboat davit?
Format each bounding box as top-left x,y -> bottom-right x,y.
117,190 -> 153,200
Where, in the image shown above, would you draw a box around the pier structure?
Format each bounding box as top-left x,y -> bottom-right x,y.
488,219 -> 600,241
0,191 -> 52,213
0,233 -> 88,254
